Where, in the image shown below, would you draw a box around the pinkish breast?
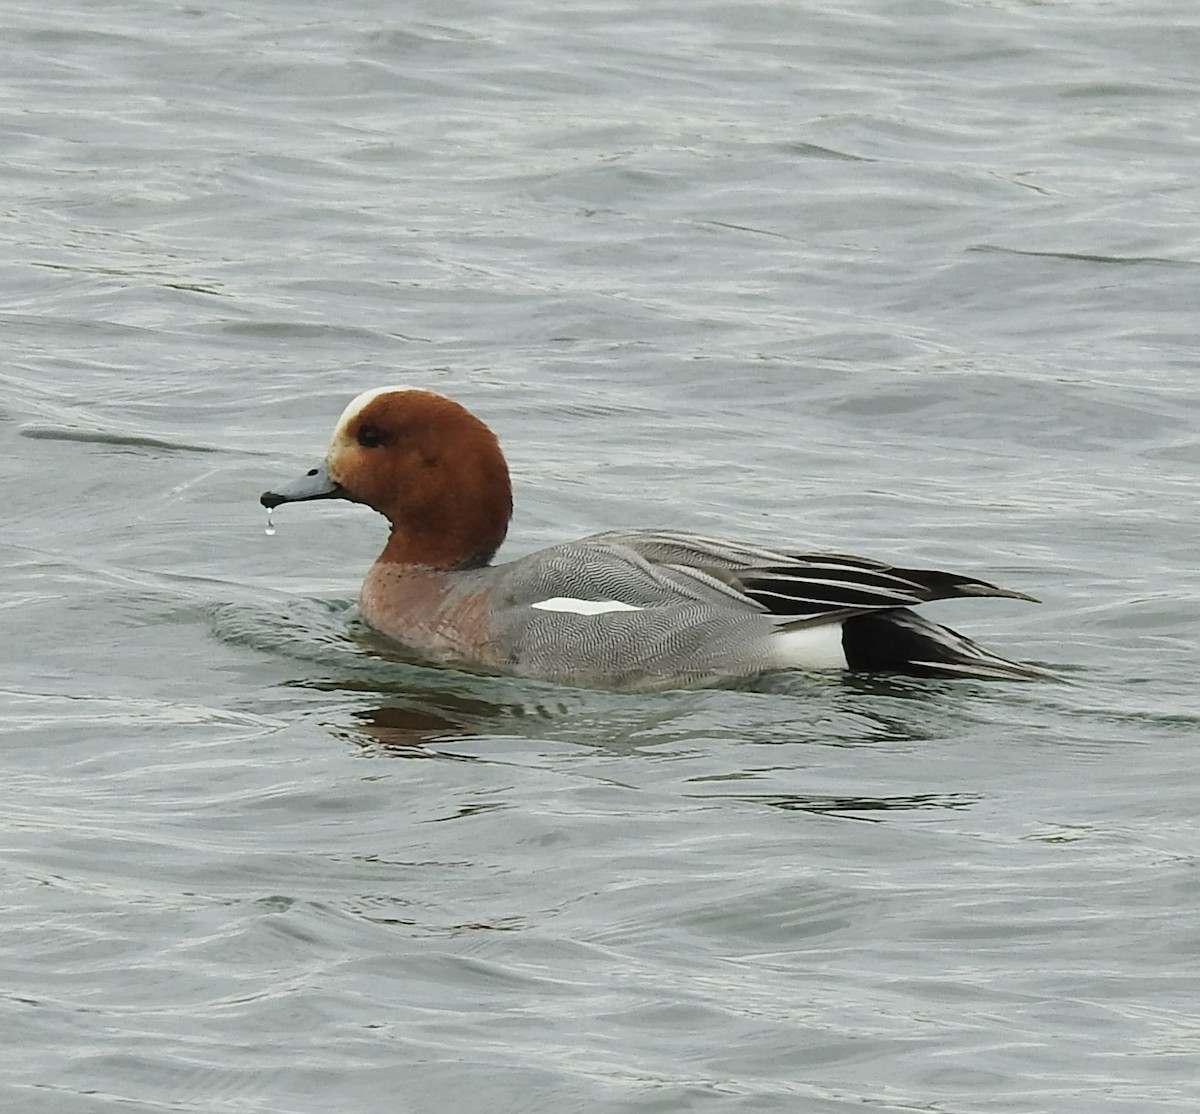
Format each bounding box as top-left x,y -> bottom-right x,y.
358,562 -> 499,667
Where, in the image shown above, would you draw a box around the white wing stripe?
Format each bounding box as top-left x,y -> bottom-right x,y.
530,597 -> 644,616
748,582 -> 922,603
753,578 -> 921,595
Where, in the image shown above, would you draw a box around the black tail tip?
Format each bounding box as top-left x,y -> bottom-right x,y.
842,610 -> 1051,681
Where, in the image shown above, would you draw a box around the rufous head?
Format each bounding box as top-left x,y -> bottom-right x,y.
263,387 -> 512,569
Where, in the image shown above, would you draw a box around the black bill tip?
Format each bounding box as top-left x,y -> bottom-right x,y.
259,464 -> 346,509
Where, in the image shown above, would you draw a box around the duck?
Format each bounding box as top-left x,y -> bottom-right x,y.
261,386 -> 1050,691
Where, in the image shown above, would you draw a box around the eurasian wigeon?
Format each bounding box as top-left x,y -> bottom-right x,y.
261,387 -> 1050,691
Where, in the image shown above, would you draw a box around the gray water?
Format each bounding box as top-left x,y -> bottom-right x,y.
4,1 -> 1199,1110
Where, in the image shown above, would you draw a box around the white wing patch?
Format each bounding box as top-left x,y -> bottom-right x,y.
530,597 -> 644,616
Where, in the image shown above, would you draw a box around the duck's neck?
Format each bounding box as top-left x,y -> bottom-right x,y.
377,493 -> 511,571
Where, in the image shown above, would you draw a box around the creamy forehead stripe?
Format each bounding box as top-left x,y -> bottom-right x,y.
530,597 -> 644,616
331,385 -> 438,442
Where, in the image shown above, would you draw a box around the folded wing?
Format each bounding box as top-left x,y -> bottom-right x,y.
596,529 -> 1036,627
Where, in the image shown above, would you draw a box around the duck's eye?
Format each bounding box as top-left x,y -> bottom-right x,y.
356,424 -> 389,448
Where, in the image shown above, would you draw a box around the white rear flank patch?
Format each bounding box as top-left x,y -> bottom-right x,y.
530,597 -> 644,616
770,623 -> 849,670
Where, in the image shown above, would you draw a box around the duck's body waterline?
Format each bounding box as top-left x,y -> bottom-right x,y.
261,387 -> 1049,691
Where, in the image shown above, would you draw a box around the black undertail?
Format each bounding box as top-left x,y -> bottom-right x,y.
840,609 -> 1052,681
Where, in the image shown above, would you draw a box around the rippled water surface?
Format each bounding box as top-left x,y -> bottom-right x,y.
4,1 -> 1200,1110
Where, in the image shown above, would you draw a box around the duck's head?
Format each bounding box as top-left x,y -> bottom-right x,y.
261,386 -> 512,569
